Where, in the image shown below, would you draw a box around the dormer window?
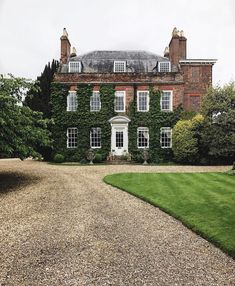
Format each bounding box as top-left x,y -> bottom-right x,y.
158,62 -> 171,72
114,61 -> 126,73
69,61 -> 81,73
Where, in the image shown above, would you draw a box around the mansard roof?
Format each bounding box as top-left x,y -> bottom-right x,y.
60,50 -> 177,73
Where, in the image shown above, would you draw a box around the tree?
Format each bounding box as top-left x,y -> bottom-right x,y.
24,59 -> 59,118
172,114 -> 204,163
0,74 -> 52,159
201,82 -> 235,163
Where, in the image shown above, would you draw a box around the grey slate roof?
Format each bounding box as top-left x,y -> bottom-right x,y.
60,50 -> 177,73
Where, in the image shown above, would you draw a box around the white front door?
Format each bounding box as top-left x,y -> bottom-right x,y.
111,124 -> 128,156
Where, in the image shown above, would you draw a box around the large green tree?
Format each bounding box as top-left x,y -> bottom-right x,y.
0,74 -> 52,159
201,82 -> 235,163
24,59 -> 59,118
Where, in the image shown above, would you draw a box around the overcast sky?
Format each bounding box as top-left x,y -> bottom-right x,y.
0,0 -> 234,85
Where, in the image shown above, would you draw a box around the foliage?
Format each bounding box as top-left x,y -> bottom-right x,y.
172,114 -> 203,163
127,87 -> 182,163
104,172 -> 235,258
201,82 -> 235,163
51,84 -> 182,162
94,153 -> 102,163
53,153 -> 65,163
0,75 -> 52,159
24,60 -> 59,118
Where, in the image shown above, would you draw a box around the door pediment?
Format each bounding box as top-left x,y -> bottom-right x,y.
108,115 -> 131,124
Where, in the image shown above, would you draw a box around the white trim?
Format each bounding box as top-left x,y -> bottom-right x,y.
137,127 -> 149,149
160,90 -> 173,112
179,59 -> 217,65
68,61 -> 81,72
158,61 -> 171,72
114,91 -> 126,112
109,115 -> 131,123
90,127 -> 102,149
67,91 -> 77,111
114,61 -> 126,72
137,91 -> 149,112
90,91 -> 101,112
67,127 -> 78,148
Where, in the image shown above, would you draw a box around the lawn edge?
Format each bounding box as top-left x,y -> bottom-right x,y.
103,173 -> 235,259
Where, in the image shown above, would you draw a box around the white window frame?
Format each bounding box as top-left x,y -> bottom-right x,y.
160,90 -> 173,112
137,91 -> 149,112
158,61 -> 171,72
114,91 -> 125,112
137,127 -> 149,149
67,127 -> 78,148
160,127 -> 172,148
67,91 -> 78,111
90,127 -> 101,148
68,61 -> 81,73
90,91 -> 101,112
114,61 -> 126,73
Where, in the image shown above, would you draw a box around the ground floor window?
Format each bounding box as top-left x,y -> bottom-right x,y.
90,127 -> 101,148
137,127 -> 149,148
67,127 -> 78,148
160,127 -> 172,148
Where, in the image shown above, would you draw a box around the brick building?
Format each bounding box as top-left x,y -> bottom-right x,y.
52,28 -> 216,161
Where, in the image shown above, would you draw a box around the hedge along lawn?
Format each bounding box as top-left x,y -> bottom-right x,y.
104,172 -> 235,257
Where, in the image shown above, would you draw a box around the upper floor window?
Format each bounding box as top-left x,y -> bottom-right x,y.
67,127 -> 78,148
160,91 -> 173,112
90,127 -> 101,148
114,61 -> 126,73
69,61 -> 81,73
67,91 -> 78,111
160,127 -> 172,148
137,127 -> 149,148
137,91 -> 149,112
158,62 -> 171,72
115,91 -> 125,112
90,92 -> 101,112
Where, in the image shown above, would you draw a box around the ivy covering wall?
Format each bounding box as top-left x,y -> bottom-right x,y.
51,83 -> 182,162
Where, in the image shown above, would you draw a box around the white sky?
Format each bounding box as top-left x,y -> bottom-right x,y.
0,0 -> 234,85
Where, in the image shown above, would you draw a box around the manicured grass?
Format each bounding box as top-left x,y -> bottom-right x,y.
104,172 -> 235,257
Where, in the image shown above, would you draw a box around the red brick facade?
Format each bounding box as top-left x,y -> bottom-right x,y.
55,28 -> 216,112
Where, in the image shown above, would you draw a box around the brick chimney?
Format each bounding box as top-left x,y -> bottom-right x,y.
169,27 -> 187,65
60,28 -> 71,64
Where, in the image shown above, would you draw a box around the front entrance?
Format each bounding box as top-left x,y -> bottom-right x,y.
109,116 -> 131,156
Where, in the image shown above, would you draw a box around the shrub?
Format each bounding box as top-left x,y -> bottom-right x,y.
53,153 -> 64,163
232,162 -> 235,170
80,158 -> 88,164
94,153 -> 102,163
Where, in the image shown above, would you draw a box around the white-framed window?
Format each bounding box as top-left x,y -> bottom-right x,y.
158,62 -> 171,72
67,127 -> 78,148
115,91 -> 125,112
160,91 -> 173,112
90,127 -> 101,148
90,91 -> 101,112
114,61 -> 126,73
160,127 -> 172,148
68,61 -> 81,73
137,91 -> 149,112
67,91 -> 78,111
137,127 -> 149,148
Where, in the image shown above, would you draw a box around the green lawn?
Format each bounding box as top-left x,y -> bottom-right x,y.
104,172 -> 235,257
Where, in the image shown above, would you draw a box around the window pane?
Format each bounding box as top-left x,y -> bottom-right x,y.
67,128 -> 78,148
159,62 -> 170,72
90,92 -> 101,111
138,127 -> 149,148
90,128 -> 101,148
138,91 -> 149,111
160,127 -> 172,148
114,61 -> 126,72
116,132 -> 124,147
115,91 -> 125,111
67,92 -> 78,111
69,62 -> 81,72
161,91 -> 172,111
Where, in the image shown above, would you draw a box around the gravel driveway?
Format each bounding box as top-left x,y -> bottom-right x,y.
0,160 -> 234,286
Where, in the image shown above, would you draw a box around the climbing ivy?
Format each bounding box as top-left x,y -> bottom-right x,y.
51,83 -> 182,162
127,86 -> 182,163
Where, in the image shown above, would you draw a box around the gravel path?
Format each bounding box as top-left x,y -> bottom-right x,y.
0,160 -> 234,286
